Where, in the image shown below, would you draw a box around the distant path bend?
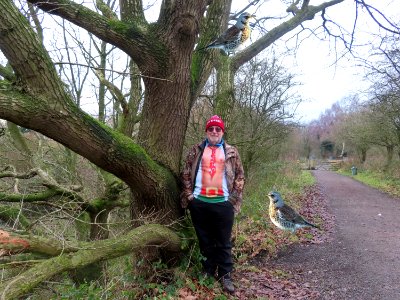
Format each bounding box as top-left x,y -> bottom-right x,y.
272,170 -> 400,300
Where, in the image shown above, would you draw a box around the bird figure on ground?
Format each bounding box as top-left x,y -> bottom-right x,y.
268,191 -> 319,233
197,12 -> 256,55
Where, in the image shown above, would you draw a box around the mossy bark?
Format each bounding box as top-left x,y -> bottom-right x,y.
0,0 -> 183,223
215,56 -> 235,136
0,206 -> 30,230
0,224 -> 181,299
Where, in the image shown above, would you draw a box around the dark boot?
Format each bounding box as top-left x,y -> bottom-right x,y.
221,274 -> 234,294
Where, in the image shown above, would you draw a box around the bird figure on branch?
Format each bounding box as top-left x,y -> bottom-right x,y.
197,12 -> 256,55
268,191 -> 319,233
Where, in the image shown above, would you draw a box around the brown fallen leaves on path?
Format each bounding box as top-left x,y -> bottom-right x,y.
234,185 -> 334,299
177,185 -> 334,299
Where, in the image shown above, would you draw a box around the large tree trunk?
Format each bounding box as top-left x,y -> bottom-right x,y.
385,145 -> 394,169
0,0 -> 180,218
0,0 -> 346,226
215,56 -> 235,133
120,60 -> 142,137
360,148 -> 367,163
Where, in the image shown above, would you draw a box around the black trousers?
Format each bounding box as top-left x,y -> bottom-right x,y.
189,199 -> 235,277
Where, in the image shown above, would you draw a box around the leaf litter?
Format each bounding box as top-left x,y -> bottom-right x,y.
178,184 -> 335,299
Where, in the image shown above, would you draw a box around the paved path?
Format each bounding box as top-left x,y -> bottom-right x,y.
271,170 -> 400,299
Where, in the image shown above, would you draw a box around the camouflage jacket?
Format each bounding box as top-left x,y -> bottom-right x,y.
180,140 -> 245,213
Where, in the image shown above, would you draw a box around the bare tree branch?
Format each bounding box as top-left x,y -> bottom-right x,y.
232,0 -> 345,71
27,0 -> 162,72
356,0 -> 400,35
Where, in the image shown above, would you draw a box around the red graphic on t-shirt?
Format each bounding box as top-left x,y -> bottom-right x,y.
200,146 -> 225,197
209,146 -> 217,178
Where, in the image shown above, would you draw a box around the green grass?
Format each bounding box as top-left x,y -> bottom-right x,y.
233,161 -> 317,261
50,161 -> 318,299
241,161 -> 315,218
338,169 -> 400,197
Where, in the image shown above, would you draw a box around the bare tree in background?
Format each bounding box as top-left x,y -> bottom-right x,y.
230,57 -> 299,174
363,32 -> 400,159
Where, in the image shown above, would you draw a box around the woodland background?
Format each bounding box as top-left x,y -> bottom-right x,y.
0,0 -> 400,298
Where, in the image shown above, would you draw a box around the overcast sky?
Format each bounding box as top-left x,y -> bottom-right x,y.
225,0 -> 398,123
36,1 -> 400,124
285,4 -> 369,123
266,0 -> 398,123
3,0 -> 397,125
288,34 -> 369,123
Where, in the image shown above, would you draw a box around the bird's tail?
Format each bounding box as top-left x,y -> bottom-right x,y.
196,44 -> 223,52
196,40 -> 227,52
306,221 -> 320,229
195,45 -> 209,52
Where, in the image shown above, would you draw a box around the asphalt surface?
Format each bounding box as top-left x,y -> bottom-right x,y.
271,170 -> 400,300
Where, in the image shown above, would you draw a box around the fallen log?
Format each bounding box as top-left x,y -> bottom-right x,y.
0,224 -> 181,299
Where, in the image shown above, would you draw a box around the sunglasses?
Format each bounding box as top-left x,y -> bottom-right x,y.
207,126 -> 222,133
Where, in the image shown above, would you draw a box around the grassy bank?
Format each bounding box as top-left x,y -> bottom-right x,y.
53,161 -> 318,299
338,169 -> 400,198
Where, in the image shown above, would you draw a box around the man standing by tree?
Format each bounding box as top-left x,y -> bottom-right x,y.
181,115 -> 245,294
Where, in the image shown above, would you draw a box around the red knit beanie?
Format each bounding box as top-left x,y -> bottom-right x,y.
205,115 -> 225,132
